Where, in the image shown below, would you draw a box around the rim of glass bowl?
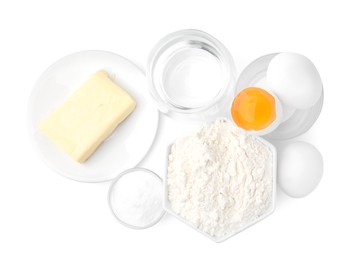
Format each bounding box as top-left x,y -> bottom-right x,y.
147,29 -> 236,115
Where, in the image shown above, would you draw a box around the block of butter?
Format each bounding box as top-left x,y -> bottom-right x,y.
39,71 -> 136,163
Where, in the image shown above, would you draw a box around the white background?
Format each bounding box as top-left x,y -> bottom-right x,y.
1,0 -> 362,259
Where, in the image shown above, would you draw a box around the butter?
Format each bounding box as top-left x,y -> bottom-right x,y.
39,71 -> 136,163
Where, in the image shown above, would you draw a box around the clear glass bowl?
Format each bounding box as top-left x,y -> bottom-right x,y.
235,53 -> 324,140
108,168 -> 165,229
147,29 -> 236,121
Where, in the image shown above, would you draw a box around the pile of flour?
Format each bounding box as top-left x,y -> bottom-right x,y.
167,119 -> 273,238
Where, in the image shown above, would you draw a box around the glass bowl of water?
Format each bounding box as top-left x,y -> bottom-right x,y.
147,29 -> 236,121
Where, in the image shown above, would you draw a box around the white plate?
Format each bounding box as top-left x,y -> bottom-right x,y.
28,50 -> 159,182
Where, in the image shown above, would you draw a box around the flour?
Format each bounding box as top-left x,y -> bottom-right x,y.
109,169 -> 164,228
167,119 -> 273,238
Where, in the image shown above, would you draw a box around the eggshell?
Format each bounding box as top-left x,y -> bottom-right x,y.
278,141 -> 323,198
267,53 -> 323,109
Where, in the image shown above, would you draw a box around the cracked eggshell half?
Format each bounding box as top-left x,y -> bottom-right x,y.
266,52 -> 323,110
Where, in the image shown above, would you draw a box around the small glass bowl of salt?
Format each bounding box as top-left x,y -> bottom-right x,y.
108,168 -> 165,229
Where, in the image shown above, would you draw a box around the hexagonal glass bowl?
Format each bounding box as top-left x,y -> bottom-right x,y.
164,135 -> 277,243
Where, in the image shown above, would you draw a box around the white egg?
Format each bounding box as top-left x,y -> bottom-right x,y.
278,141 -> 323,198
267,53 -> 323,109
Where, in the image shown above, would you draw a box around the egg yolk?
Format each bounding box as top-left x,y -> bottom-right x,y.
231,87 -> 276,131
